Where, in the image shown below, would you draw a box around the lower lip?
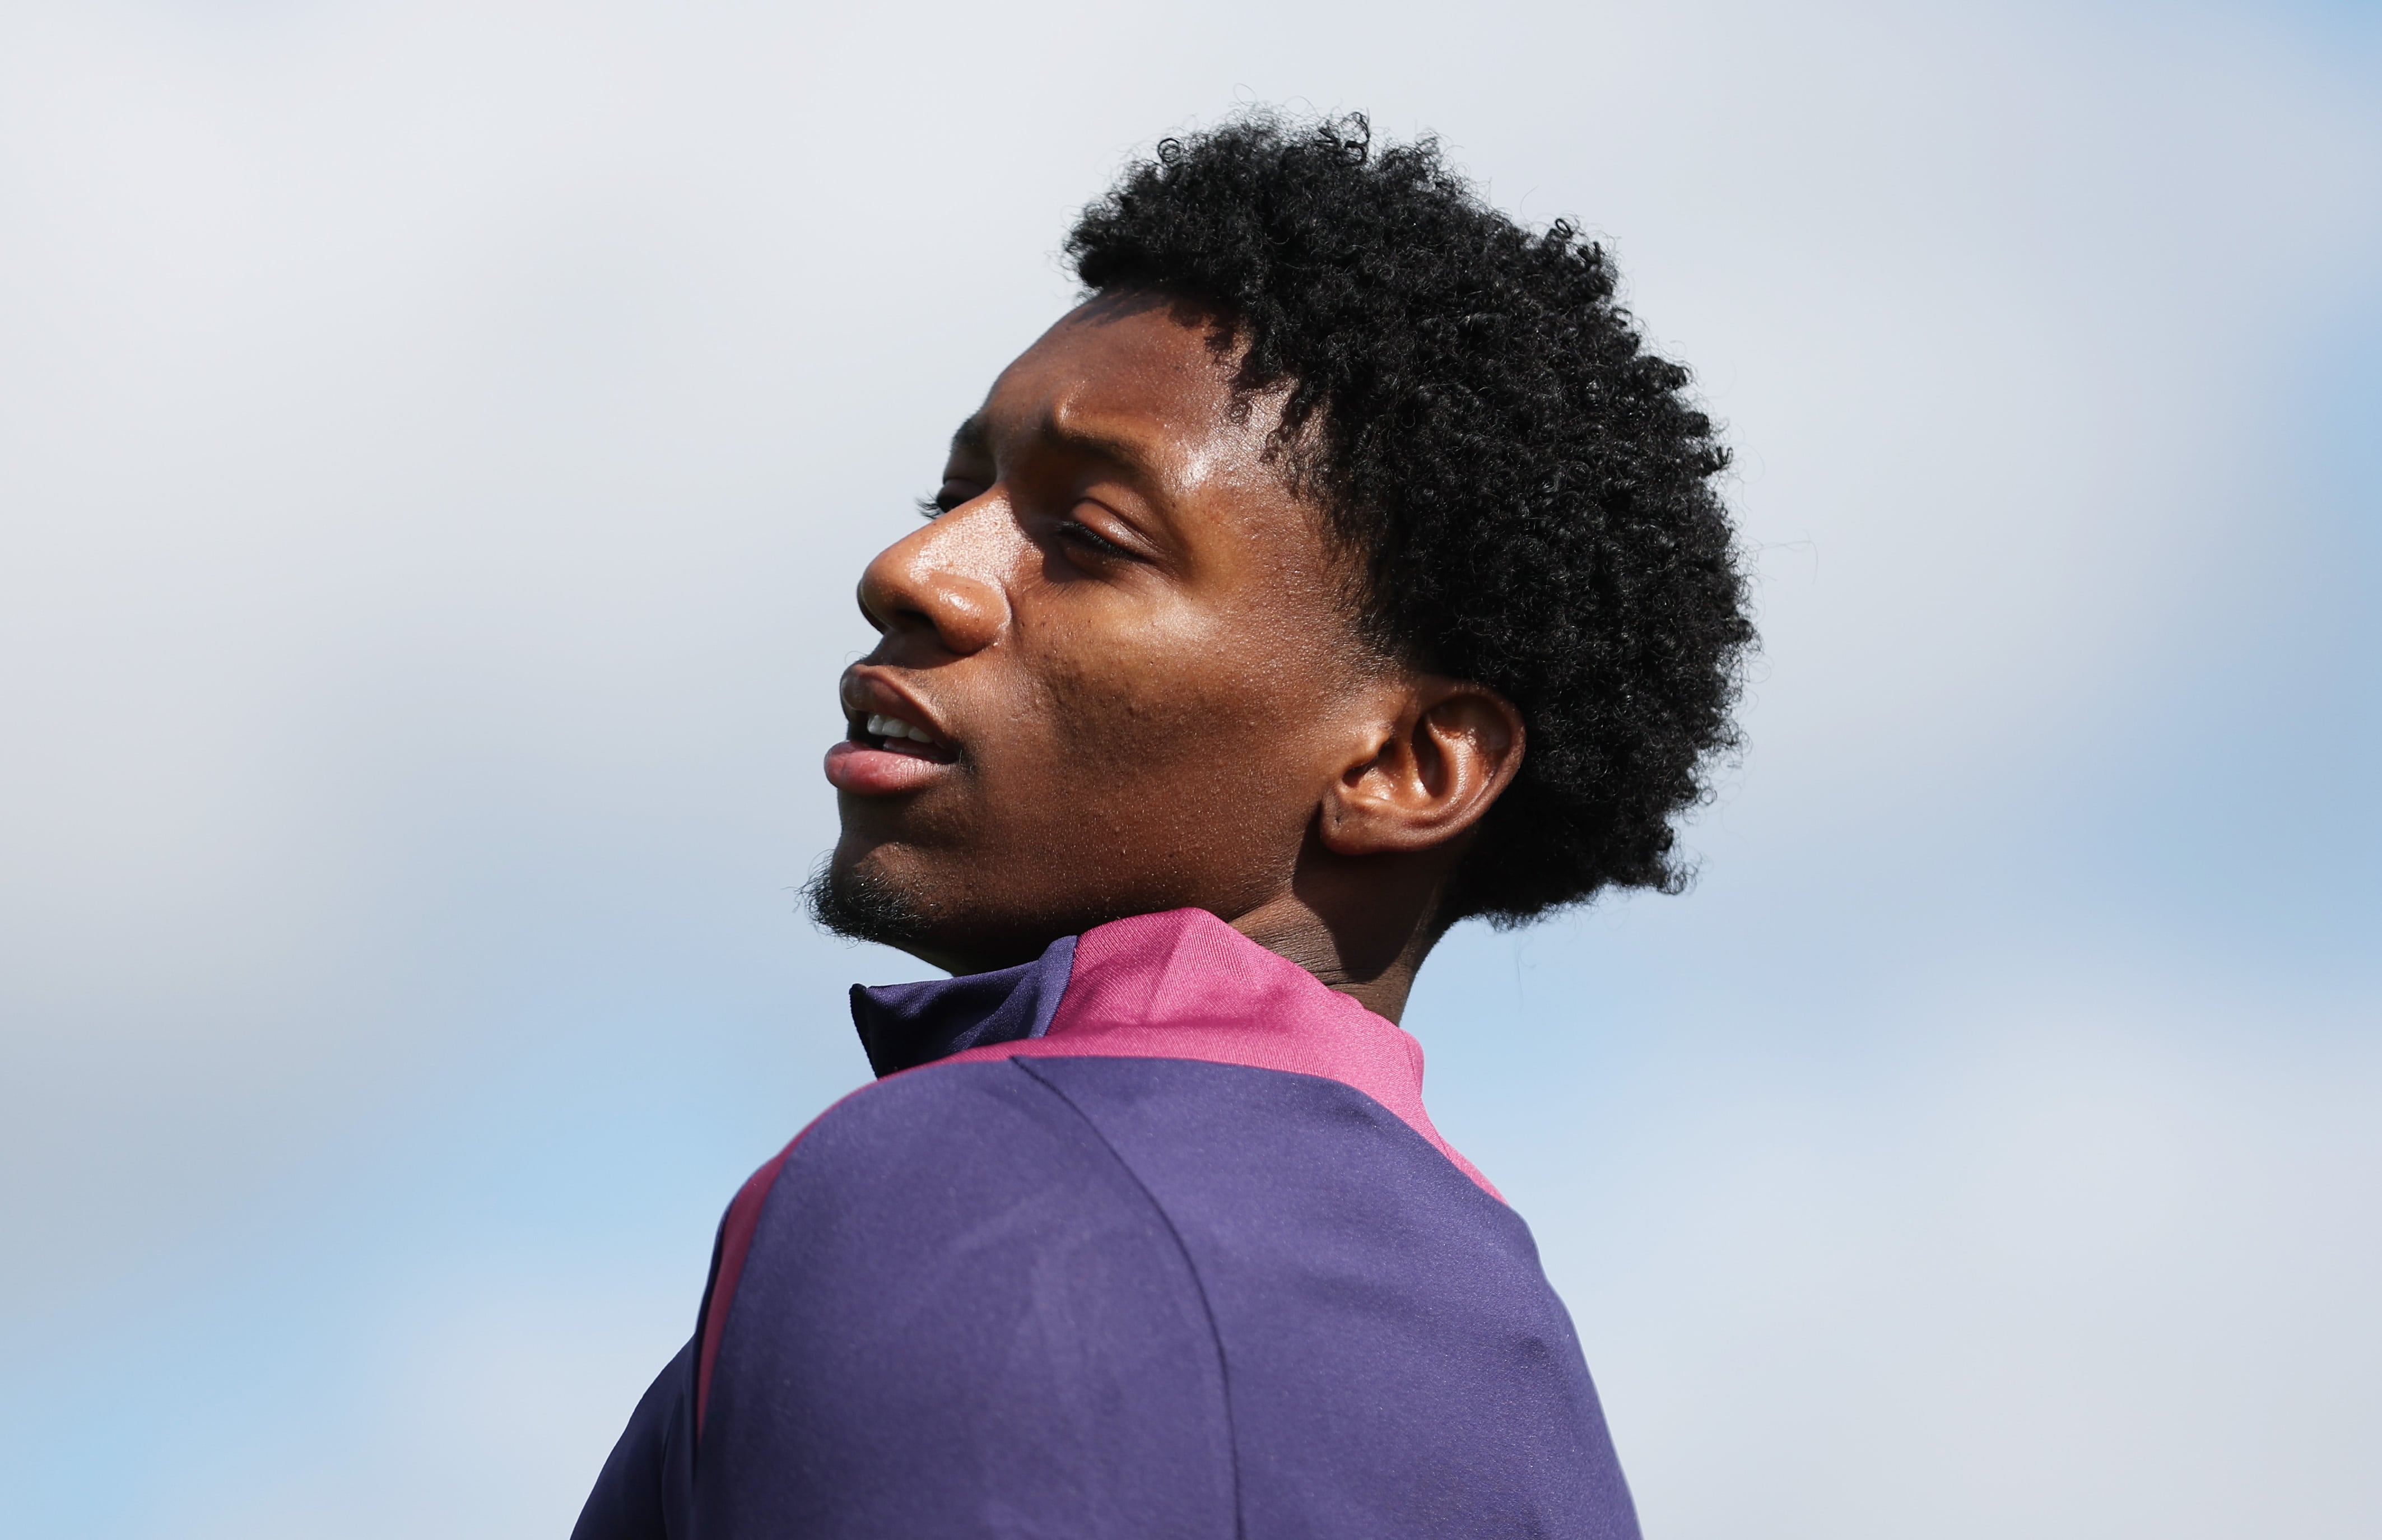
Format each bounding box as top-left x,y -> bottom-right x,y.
824,738 -> 955,795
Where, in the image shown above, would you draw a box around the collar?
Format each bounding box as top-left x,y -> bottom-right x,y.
849,908 -> 1497,1198
849,934 -> 1078,1077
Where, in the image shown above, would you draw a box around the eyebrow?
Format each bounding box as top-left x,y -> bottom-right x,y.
946,413 -> 1170,489
948,417 -> 992,462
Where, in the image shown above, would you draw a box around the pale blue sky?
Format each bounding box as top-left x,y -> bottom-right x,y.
2,2 -> 2376,1535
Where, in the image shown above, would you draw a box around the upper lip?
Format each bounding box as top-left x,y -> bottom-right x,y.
839,666 -> 957,754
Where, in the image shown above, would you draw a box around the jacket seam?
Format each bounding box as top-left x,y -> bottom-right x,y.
1009,1055 -> 1246,1540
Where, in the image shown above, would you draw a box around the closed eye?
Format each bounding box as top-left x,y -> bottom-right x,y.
916,482 -> 983,519
1057,518 -> 1138,561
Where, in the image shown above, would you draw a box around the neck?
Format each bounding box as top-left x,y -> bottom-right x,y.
1226,876 -> 1444,1023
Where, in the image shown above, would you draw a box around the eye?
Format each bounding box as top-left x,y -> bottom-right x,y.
1057,517 -> 1137,561
916,482 -> 980,520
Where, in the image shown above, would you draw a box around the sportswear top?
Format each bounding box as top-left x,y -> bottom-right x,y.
573,906 -> 1639,1539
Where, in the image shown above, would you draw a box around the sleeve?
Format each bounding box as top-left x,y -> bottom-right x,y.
689,1059 -> 1238,1539
571,1338 -> 694,1540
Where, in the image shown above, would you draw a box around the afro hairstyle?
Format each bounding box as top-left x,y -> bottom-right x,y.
1066,109 -> 1756,926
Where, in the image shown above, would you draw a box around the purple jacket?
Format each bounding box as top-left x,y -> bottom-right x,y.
574,908 -> 1639,1538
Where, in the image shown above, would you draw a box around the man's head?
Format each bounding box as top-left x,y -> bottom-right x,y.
812,111 -> 1753,997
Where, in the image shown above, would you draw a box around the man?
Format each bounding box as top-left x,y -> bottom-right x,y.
576,110 -> 1751,1539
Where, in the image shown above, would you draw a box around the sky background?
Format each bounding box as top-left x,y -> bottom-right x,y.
2,1 -> 2378,1536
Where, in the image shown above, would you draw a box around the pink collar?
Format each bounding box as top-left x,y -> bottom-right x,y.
938,908 -> 1499,1199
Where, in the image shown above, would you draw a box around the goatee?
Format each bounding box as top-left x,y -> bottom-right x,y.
804,852 -> 936,950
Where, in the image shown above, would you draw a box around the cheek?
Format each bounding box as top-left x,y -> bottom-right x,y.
1000,615 -> 1333,831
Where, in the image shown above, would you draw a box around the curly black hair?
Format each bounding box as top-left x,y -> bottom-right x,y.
1066,109 -> 1755,927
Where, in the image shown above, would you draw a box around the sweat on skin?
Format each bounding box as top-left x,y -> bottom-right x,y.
823,292 -> 1525,1015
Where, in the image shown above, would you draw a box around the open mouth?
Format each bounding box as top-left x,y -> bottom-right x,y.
851,711 -> 958,764
826,670 -> 962,795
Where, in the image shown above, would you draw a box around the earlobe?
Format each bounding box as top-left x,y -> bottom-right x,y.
1318,681 -> 1523,858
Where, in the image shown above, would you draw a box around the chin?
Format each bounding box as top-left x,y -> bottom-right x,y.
804,848 -> 938,952
802,846 -> 1033,976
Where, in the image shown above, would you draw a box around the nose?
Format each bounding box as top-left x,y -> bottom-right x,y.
855,499 -> 1016,658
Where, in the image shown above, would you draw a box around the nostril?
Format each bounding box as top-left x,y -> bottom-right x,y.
855,515 -> 1014,657
854,578 -> 909,637
855,559 -> 946,641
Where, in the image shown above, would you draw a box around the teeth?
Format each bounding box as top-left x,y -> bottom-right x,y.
864,713 -> 935,745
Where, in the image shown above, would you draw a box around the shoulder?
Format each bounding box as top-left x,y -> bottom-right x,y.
1006,1055 -> 1566,1355
784,1051 -> 1113,1189
1007,1052 -> 1529,1257
694,1059 -> 1237,1537
718,1058 -> 1211,1355
1012,1055 -> 1640,1538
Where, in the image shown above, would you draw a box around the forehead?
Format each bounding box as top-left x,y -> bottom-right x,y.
957,296 -> 1368,647
963,296 -> 1266,479
964,297 -> 1379,664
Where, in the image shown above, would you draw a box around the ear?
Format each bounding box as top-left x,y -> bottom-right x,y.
1317,677 -> 1525,857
